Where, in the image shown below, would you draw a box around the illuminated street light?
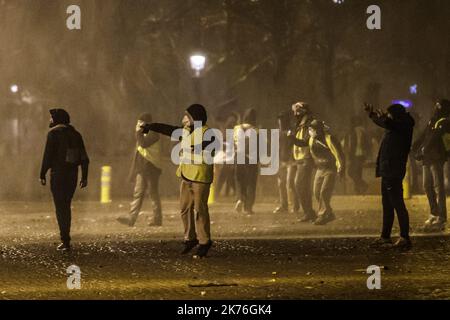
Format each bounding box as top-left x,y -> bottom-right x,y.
190,54 -> 206,77
333,0 -> 344,4
10,84 -> 19,93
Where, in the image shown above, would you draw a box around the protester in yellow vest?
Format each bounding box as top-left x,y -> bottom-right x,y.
117,113 -> 163,228
290,120 -> 345,225
143,104 -> 214,258
289,102 -> 316,222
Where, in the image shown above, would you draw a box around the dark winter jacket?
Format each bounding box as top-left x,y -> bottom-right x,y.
40,124 -> 89,180
128,129 -> 161,182
369,111 -> 415,179
412,116 -> 448,165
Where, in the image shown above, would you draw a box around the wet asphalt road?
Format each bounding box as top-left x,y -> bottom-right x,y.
0,196 -> 449,299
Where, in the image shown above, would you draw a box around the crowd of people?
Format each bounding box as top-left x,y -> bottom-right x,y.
39,99 -> 450,256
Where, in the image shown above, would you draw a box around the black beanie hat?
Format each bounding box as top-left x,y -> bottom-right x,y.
387,104 -> 406,118
138,112 -> 153,123
49,108 -> 70,125
186,104 -> 207,124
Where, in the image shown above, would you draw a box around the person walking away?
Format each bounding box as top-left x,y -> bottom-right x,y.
40,108 -> 89,251
233,108 -> 259,215
365,103 -> 415,250
289,120 -> 345,225
117,112 -> 163,227
143,104 -> 214,258
413,99 -> 450,232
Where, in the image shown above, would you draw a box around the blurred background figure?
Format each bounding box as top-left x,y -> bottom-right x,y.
117,112 -> 163,227
216,113 -> 239,198
413,99 -> 450,232
343,115 -> 370,195
234,108 -> 259,215
273,110 -> 298,214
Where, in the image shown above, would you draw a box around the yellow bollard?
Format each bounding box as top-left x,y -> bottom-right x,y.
101,166 -> 112,203
208,182 -> 215,205
403,160 -> 411,200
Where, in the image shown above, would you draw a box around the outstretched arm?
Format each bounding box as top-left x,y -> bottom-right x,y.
143,123 -> 181,137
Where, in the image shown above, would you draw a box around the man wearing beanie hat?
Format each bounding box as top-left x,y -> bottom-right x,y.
117,112 -> 163,227
289,120 -> 345,225
365,103 -> 415,250
40,108 -> 90,251
412,99 -> 450,232
143,104 -> 214,258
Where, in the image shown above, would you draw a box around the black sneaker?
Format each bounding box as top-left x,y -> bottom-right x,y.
117,216 -> 135,227
181,239 -> 199,255
194,241 -> 213,258
57,242 -> 71,252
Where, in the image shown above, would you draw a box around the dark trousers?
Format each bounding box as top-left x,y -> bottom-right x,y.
50,171 -> 78,244
423,163 -> 447,221
314,168 -> 336,217
129,173 -> 162,224
347,156 -> 368,194
180,179 -> 211,245
294,160 -> 315,217
277,163 -> 298,210
381,177 -> 410,239
216,164 -> 235,197
235,164 -> 258,212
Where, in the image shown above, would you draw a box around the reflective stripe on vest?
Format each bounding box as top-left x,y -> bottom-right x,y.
176,125 -> 214,184
308,135 -> 343,171
293,127 -> 310,160
137,140 -> 162,169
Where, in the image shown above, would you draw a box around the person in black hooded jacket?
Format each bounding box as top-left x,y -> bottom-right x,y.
143,104 -> 214,258
413,99 -> 450,231
40,108 -> 89,251
365,103 -> 415,250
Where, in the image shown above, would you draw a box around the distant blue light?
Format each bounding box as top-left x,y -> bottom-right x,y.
409,84 -> 418,95
392,99 -> 413,108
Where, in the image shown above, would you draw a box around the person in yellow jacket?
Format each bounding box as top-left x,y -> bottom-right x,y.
143,104 -> 214,258
117,113 -> 163,227
289,120 -> 345,225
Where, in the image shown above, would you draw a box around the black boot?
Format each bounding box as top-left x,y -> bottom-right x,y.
194,241 -> 213,258
181,239 -> 199,255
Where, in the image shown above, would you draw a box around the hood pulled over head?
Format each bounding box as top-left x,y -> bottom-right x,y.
186,104 -> 207,125
49,108 -> 70,128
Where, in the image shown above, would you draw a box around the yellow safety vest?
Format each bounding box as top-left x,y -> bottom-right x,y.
308,135 -> 343,172
176,125 -> 214,184
293,127 -> 311,160
137,140 -> 162,169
